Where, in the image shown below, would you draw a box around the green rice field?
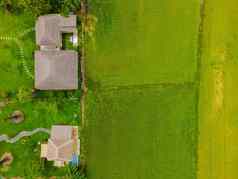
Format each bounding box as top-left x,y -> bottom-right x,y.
86,85 -> 197,179
198,0 -> 238,179
86,0 -> 201,87
85,0 -> 201,179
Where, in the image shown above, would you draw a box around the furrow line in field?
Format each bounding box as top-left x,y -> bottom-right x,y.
92,81 -> 196,92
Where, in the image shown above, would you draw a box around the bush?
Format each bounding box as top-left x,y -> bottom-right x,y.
0,0 -> 21,13
60,0 -> 81,15
68,165 -> 87,179
0,0 -> 81,16
17,0 -> 52,16
0,0 -> 51,16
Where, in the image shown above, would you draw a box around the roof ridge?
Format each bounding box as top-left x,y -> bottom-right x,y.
58,139 -> 73,149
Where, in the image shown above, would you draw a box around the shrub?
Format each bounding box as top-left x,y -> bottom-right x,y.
0,0 -> 81,16
67,165 -> 87,179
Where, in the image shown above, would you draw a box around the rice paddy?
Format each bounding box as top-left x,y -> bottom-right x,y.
85,0 -> 201,179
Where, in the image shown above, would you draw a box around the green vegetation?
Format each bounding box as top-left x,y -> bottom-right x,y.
62,33 -> 78,51
198,0 -> 238,179
5,0 -> 238,178
85,85 -> 197,179
86,0 -> 200,87
0,11 -> 34,92
0,0 -> 81,16
1,135 -> 68,177
0,7 -> 82,178
84,0 -> 200,179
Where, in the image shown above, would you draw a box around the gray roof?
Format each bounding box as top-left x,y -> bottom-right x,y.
36,14 -> 77,47
51,125 -> 73,141
35,50 -> 78,90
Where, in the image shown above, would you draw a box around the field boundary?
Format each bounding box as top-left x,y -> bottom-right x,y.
90,81 -> 196,93
196,0 -> 206,176
80,0 -> 89,167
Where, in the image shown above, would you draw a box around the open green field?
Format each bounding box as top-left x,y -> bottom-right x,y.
86,0 -> 200,87
86,85 -> 197,179
0,12 -> 81,177
85,0 -> 200,179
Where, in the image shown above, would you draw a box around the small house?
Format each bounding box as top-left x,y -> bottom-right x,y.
35,14 -> 78,90
41,125 -> 80,167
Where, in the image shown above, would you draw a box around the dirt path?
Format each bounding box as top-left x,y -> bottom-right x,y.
79,0 -> 88,165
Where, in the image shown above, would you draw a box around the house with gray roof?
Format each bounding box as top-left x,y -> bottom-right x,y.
35,14 -> 78,90
36,14 -> 77,49
35,50 -> 78,90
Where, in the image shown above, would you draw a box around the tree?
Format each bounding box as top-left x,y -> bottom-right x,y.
61,0 -> 81,15
0,0 -> 81,16
0,0 -> 22,13
0,0 -> 52,16
17,0 -> 52,16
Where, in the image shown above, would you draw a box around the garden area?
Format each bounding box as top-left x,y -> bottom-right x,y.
0,0 -> 83,178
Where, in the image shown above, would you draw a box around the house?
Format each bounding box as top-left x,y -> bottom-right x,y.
36,14 -> 78,49
41,125 -> 80,167
35,14 -> 78,90
35,50 -> 78,90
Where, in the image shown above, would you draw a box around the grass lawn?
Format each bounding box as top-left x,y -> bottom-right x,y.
0,11 -> 35,93
0,95 -> 80,177
0,134 -> 69,177
0,11 -> 81,177
86,0 -> 200,87
0,41 -> 28,92
0,11 -> 34,35
85,85 -> 197,179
